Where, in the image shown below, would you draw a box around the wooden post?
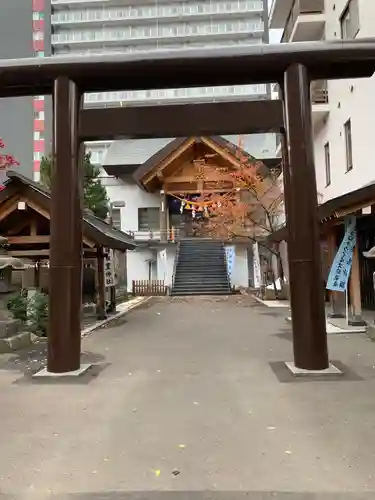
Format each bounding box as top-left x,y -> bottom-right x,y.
349,237 -> 366,326
35,260 -> 40,289
326,229 -> 345,318
109,257 -> 117,313
30,217 -> 37,237
284,64 -> 329,370
48,76 -> 82,374
96,246 -> 106,320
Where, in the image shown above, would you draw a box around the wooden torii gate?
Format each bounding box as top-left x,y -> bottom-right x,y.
0,39 -> 375,373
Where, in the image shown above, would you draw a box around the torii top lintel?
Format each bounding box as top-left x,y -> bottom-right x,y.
0,39 -> 375,98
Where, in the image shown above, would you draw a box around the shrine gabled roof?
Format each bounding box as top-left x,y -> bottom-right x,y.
131,136 -> 279,190
1,171 -> 136,251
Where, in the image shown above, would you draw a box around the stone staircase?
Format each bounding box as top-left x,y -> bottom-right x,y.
171,239 -> 232,296
0,318 -> 31,353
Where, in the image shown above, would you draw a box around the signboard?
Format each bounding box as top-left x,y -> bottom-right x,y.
326,216 -> 356,292
225,245 -> 236,283
104,249 -> 116,287
253,242 -> 262,288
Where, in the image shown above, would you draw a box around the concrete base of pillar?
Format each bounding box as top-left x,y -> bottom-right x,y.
285,361 -> 342,377
327,312 -> 345,319
348,316 -> 367,327
33,363 -> 92,378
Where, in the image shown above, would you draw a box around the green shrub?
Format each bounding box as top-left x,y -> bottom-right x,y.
28,291 -> 48,336
7,290 -> 49,336
7,291 -> 28,322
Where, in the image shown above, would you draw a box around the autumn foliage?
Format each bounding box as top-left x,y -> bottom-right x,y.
197,142 -> 284,243
0,138 -> 19,191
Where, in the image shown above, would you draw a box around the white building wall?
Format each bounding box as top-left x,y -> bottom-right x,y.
166,247 -> 177,287
103,178 -> 159,290
127,249 -> 153,289
228,245 -> 249,288
105,178 -> 160,232
314,0 -> 375,202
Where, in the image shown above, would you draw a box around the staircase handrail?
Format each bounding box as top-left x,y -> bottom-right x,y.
222,242 -> 232,286
172,241 -> 181,288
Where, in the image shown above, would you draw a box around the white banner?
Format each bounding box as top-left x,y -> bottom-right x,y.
225,245 -> 236,283
159,249 -> 167,281
253,242 -> 262,288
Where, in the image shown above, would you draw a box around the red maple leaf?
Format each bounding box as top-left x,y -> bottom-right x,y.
0,137 -> 19,190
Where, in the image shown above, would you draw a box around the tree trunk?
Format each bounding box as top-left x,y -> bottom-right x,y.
275,244 -> 285,283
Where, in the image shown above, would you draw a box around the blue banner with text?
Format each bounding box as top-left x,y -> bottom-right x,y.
326,216 -> 356,292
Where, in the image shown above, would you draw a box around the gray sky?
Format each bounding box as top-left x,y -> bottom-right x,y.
267,0 -> 282,43
269,30 -> 282,43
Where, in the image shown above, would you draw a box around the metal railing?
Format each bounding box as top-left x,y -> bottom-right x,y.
282,0 -> 325,42
311,80 -> 329,105
172,241 -> 181,289
128,228 -> 181,242
51,2 -> 264,24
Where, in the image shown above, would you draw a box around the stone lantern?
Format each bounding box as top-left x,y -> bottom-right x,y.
0,236 -> 25,293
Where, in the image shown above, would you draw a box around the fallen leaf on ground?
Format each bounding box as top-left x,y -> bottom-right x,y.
172,468 -> 181,476
285,450 -> 292,455
267,426 -> 276,431
179,444 -> 186,449
153,469 -> 161,477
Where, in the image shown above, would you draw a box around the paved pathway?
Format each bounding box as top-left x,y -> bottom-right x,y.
2,295 -> 375,500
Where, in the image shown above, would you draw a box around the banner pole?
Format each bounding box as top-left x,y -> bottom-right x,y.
345,289 -> 349,325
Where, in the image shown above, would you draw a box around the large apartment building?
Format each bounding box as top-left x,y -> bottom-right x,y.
0,0 -> 47,180
269,0 -> 374,202
51,0 -> 270,167
0,0 -> 271,180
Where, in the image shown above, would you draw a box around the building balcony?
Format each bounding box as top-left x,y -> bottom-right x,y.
51,22 -> 264,48
269,0 -> 294,29
281,0 -> 325,42
82,84 -> 268,108
270,0 -> 325,42
311,80 -> 329,129
51,2 -> 264,27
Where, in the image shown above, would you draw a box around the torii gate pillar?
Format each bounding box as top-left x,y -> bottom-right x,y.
283,63 -> 329,370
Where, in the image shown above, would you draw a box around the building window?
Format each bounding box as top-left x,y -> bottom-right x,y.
111,208 -> 122,231
344,119 -> 353,172
324,142 -> 331,186
138,207 -> 159,231
340,0 -> 359,39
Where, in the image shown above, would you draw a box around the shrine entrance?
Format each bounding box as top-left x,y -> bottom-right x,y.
134,135 -> 276,241
1,40 -> 374,373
